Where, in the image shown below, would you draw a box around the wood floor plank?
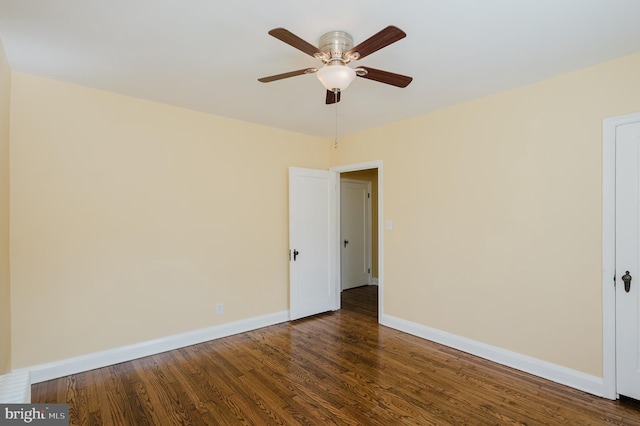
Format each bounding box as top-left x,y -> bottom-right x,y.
32,285 -> 640,425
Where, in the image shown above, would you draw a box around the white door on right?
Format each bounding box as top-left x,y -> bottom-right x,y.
340,179 -> 371,290
615,120 -> 640,400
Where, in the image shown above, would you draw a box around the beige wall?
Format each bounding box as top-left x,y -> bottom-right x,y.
0,38 -> 11,374
333,53 -> 640,377
9,73 -> 329,368
6,50 -> 640,379
341,169 -> 378,279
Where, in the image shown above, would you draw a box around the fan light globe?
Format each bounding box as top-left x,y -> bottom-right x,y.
317,63 -> 356,91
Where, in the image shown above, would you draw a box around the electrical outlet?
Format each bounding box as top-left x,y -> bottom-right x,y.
216,302 -> 224,314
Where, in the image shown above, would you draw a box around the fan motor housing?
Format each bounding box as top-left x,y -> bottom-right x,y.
319,31 -> 354,59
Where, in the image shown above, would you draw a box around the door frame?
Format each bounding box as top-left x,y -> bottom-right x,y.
602,111 -> 640,399
340,178 -> 373,290
331,160 -> 383,320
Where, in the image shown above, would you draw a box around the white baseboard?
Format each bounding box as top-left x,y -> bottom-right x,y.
0,370 -> 31,403
24,310 -> 289,384
16,310 -> 606,398
380,314 -> 606,398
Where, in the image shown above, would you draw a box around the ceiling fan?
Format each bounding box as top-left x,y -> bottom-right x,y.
258,26 -> 413,104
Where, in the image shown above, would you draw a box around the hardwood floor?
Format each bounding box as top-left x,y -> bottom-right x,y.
33,285 -> 640,425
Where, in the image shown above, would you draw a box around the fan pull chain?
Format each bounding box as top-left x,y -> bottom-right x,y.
334,90 -> 339,149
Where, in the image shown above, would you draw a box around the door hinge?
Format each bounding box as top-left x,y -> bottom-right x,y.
614,273 -> 616,287
368,268 -> 371,274
368,192 -> 370,199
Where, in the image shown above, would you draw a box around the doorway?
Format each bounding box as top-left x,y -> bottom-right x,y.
332,161 -> 383,319
340,175 -> 375,290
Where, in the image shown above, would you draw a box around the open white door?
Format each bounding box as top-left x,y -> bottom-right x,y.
341,179 -> 371,290
615,121 -> 640,400
289,167 -> 338,320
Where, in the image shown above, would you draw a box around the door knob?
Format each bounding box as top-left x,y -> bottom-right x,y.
622,270 -> 632,293
293,249 -> 299,261
344,240 -> 349,248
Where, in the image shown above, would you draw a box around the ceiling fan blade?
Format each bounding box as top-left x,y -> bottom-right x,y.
325,90 -> 341,104
258,68 -> 317,83
346,26 -> 406,60
357,67 -> 413,88
268,28 -> 326,59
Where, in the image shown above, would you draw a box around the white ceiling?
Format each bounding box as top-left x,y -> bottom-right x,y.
1,0 -> 639,138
